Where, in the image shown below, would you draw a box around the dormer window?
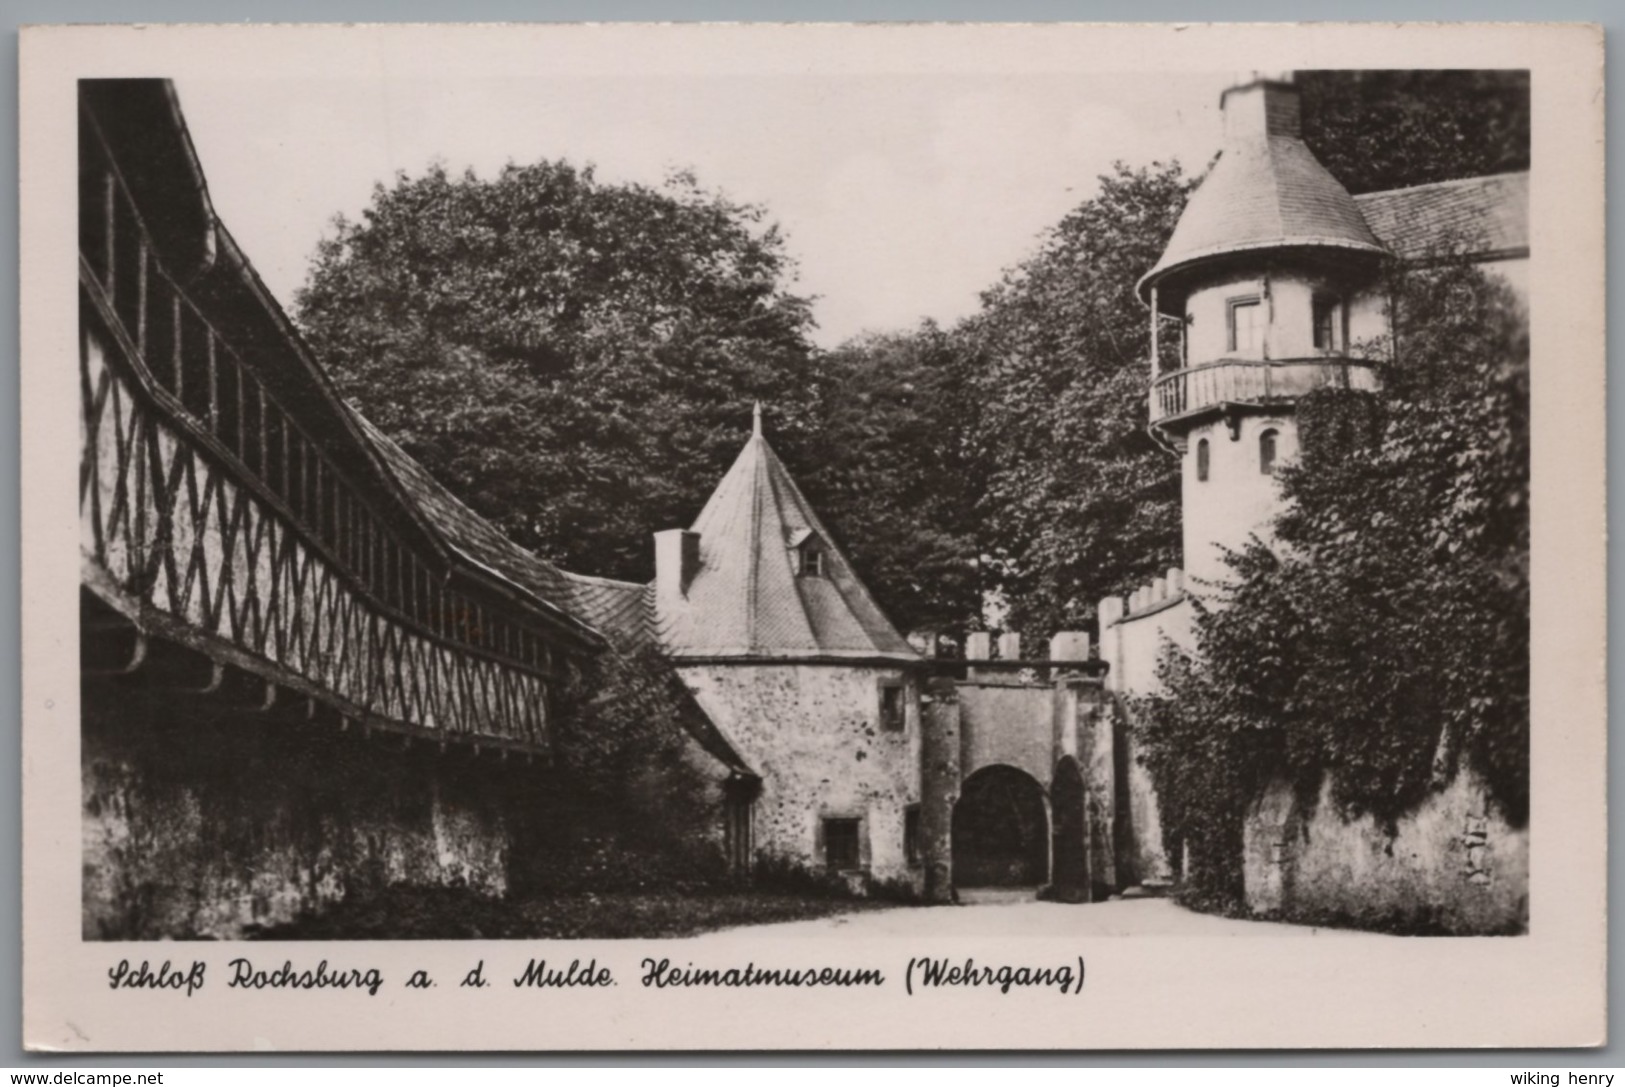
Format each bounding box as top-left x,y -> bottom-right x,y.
797,547 -> 824,578
788,528 -> 825,578
1313,294 -> 1343,352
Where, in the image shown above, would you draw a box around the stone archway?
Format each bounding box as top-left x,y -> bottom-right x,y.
952,765 -> 1049,888
1050,756 -> 1088,902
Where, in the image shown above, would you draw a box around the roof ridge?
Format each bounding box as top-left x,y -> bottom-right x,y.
743,434 -> 765,651
560,569 -> 646,590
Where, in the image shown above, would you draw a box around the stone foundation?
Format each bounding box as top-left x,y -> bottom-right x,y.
1243,771 -> 1528,933
81,678 -> 550,939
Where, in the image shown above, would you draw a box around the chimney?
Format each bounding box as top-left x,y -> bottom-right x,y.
1220,74 -> 1301,146
655,529 -> 701,606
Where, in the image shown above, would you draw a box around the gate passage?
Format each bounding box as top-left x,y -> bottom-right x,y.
951,765 -> 1050,888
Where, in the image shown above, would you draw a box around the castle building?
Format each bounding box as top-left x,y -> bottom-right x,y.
1137,77 -> 1389,590
651,405 -> 927,889
1100,74 -> 1530,928
1106,72 -> 1528,694
76,72 -> 1530,934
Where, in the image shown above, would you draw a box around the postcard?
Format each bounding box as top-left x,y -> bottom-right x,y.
20,21 -> 1605,1050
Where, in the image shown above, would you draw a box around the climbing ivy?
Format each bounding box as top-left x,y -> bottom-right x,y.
1135,257 -> 1529,905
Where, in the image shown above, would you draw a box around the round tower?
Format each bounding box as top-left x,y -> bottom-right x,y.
1137,75 -> 1389,591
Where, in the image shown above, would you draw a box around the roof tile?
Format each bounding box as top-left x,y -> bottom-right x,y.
1354,172 -> 1529,262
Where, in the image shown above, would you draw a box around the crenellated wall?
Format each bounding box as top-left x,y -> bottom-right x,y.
913,627 -> 1156,897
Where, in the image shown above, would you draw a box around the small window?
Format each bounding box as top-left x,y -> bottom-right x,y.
904,806 -> 922,867
1313,294 -> 1342,351
823,818 -> 861,870
1196,438 -> 1210,482
1228,297 -> 1263,354
724,790 -> 753,875
879,682 -> 906,732
796,546 -> 824,578
1260,428 -> 1279,476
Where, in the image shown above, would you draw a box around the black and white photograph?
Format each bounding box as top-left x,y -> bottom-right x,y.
22,21 -> 1605,1051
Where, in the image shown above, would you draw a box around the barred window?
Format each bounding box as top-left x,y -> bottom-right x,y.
824,818 -> 860,870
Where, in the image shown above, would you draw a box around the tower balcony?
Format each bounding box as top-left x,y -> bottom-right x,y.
1149,356 -> 1382,431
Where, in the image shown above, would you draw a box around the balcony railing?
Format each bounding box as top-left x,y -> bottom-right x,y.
1150,357 -> 1382,426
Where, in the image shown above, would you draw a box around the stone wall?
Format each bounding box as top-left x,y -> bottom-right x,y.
956,681 -> 1054,788
81,678 -> 550,940
675,662 -> 923,888
918,680 -> 962,903
1244,770 -> 1528,933
1097,586 -> 1189,887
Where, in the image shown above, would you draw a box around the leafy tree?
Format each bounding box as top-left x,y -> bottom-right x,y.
1298,70 -> 1530,195
1135,257 -> 1530,907
794,323 -> 990,635
964,161 -> 1193,637
295,161 -> 818,581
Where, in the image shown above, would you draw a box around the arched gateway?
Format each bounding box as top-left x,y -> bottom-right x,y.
951,765 -> 1049,888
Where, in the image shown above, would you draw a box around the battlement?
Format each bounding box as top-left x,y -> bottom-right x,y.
1101,567 -> 1187,628
907,628 -> 1108,686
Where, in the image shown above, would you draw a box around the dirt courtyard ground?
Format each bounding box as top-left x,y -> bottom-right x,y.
689,895 -> 1395,940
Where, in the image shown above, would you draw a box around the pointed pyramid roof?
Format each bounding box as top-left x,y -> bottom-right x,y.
656,414 -> 918,663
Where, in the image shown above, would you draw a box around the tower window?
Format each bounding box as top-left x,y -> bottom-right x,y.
1313,294 -> 1343,351
1228,297 -> 1262,354
823,817 -> 861,870
1260,428 -> 1279,475
1196,438 -> 1210,482
904,806 -> 922,866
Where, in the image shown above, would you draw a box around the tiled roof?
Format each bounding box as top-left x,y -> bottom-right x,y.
348,409 -> 584,623
1139,134 -> 1385,309
1354,172 -> 1529,262
352,409 -> 754,774
657,418 -> 918,662
561,572 -> 657,652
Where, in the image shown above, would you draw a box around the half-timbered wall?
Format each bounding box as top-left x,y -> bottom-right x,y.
79,97 -> 573,753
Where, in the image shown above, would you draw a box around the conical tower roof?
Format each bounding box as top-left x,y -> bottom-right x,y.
1138,79 -> 1385,313
656,410 -> 918,662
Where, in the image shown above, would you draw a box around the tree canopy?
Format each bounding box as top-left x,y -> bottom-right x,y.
793,324 -> 990,635
1298,70 -> 1530,195
963,161 -> 1192,635
295,161 -> 818,582
295,71 -> 1527,652
794,162 -> 1194,640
